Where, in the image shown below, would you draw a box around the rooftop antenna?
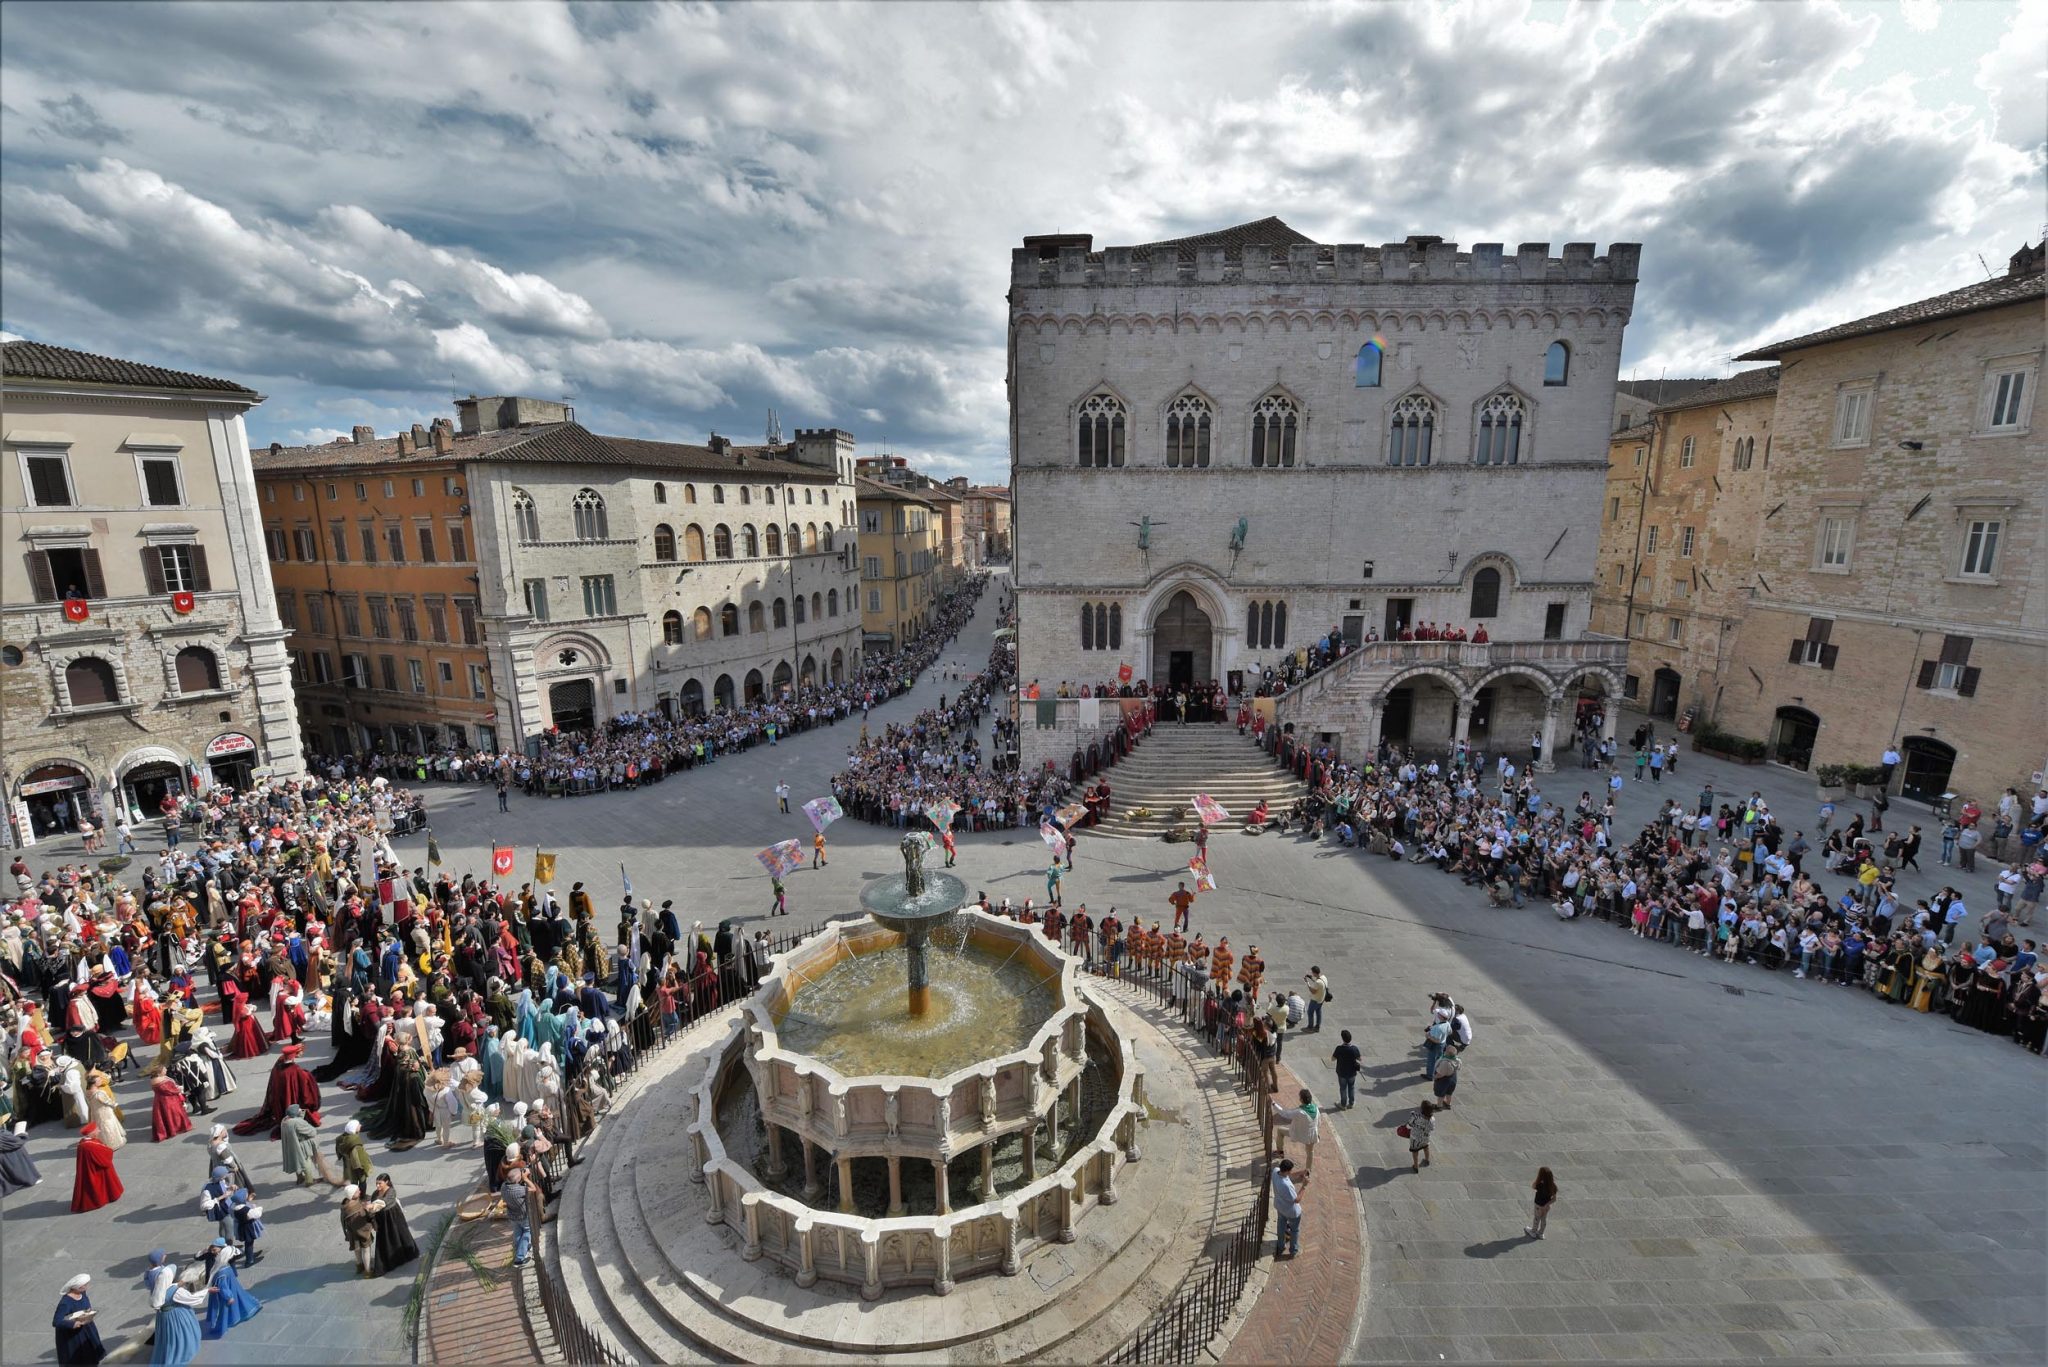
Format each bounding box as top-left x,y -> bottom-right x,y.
1975,253 -> 1994,280
766,407 -> 782,445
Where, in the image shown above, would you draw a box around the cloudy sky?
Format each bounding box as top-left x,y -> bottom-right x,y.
2,0 -> 2040,482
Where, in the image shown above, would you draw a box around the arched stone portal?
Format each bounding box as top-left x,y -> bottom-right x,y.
548,679 -> 597,732
1150,590 -> 1213,690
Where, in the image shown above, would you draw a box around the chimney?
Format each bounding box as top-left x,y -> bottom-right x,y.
411,423 -> 430,448
269,442 -> 283,456
432,424 -> 453,456
352,425 -> 375,445
396,432 -> 414,456
708,433 -> 731,455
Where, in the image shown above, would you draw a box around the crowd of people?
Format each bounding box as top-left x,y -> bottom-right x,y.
1253,727 -> 2048,1054
313,574 -> 999,802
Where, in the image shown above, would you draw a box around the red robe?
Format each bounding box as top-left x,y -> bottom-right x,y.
151,1075 -> 193,1142
231,1058 -> 322,1138
134,992 -> 164,1045
70,1136 -> 123,1212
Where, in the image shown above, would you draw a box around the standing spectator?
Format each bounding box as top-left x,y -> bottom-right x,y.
1432,1043 -> 1462,1109
1957,822 -> 1982,872
1329,1029 -> 1361,1111
1404,1101 -> 1436,1171
1303,966 -> 1328,1032
1525,1167 -> 1559,1239
774,781 -> 791,814
1271,1089 -> 1320,1174
1270,1158 -> 1302,1258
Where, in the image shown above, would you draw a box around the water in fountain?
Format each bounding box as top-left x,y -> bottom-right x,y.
775,943 -> 1056,1079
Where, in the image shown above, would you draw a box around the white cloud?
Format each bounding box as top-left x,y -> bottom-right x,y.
0,0 -> 2038,483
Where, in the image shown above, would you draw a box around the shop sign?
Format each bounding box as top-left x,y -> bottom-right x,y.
19,771 -> 90,796
205,732 -> 257,758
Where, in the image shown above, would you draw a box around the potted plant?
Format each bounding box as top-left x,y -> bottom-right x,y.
1814,764 -> 1850,801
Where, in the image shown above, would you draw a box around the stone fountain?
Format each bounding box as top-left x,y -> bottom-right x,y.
858,833 -> 968,1017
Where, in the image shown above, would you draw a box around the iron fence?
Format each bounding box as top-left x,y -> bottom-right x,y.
530,1221 -> 633,1367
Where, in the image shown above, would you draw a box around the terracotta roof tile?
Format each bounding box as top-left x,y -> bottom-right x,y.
1736,269 -> 2045,360
2,339 -> 256,396
1650,367 -> 1780,414
252,424 -> 839,481
1126,216 -> 1319,261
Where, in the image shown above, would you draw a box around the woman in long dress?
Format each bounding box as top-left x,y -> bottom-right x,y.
200,1239 -> 262,1337
151,1074 -> 193,1142
53,1273 -> 104,1365
369,1172 -> 421,1274
146,1263 -> 206,1367
132,981 -> 164,1047
225,983 -> 268,1060
83,1070 -> 126,1150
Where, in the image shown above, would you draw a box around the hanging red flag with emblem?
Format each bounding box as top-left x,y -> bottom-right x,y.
1117,663 -> 1133,684
171,591 -> 195,614
492,846 -> 516,877
61,597 -> 89,623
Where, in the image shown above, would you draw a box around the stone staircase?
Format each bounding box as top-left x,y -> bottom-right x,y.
1087,725 -> 1308,841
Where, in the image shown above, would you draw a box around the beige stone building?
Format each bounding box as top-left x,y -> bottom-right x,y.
1715,244 -> 2046,802
1009,220 -> 1638,766
2,341 -> 303,842
855,479 -> 943,651
955,484 -> 1012,564
1591,368 -> 1778,724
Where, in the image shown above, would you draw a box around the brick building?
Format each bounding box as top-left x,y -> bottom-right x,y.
1713,244 -> 2047,802
256,400 -> 864,754
1008,219 -> 1636,766
1591,367 -> 1779,723
855,479 -> 944,651
2,341 -> 302,842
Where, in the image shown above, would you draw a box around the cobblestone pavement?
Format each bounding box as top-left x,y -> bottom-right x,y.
10,583 -> 2042,1364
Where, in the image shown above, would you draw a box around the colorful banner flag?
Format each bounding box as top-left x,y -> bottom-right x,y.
1191,794 -> 1230,826
491,846 -> 516,877
534,851 -> 557,885
756,840 -> 805,878
803,796 -> 844,833
621,863 -> 633,898
924,799 -> 962,831
426,830 -> 443,867
1055,802 -> 1087,829
1189,854 -> 1217,892
1040,819 -> 1068,855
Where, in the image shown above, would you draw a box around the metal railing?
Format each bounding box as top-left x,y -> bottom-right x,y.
531,1221 -> 632,1367
1079,950 -> 1278,1364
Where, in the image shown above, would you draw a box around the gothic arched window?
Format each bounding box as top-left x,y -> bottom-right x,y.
1355,341 -> 1383,388
1165,395 -> 1212,469
1470,567 -> 1502,618
1475,393 -> 1524,466
1543,341 -> 1570,387
765,524 -> 782,556
740,525 -> 759,558
1250,394 -> 1299,468
653,524 -> 677,561
572,488 -> 608,540
713,524 -> 734,559
662,610 -> 684,645
1077,394 -> 1126,468
1388,395 -> 1435,467
511,488 -> 540,543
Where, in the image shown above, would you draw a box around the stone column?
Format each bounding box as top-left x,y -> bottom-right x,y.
1099,1144 -> 1120,1205
686,1122 -> 708,1183
933,1157 -> 951,1215
703,1166 -> 725,1224
1119,1109 -> 1143,1163
1056,1175 -> 1079,1243
1021,1122 -> 1039,1181
764,1122 -> 786,1181
1000,1200 -> 1023,1276
980,1141 -> 996,1201
800,1137 -> 820,1202
794,1215 -> 818,1288
859,1228 -> 883,1301
1065,1076 -> 1082,1127
1538,697 -> 1562,773
932,1221 -> 955,1296
740,1192 -> 764,1260
1452,698 -> 1472,744
837,1156 -> 856,1214
1601,699 -> 1619,744
887,1156 -> 905,1217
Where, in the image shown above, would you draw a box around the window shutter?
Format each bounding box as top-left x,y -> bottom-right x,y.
1819,643 -> 1839,671
1939,634 -> 1973,665
25,551 -> 56,603
1916,659 -> 1937,689
189,545 -> 212,592
1957,666 -> 1980,698
1788,639 -> 1805,665
80,549 -> 107,599
141,547 -> 167,595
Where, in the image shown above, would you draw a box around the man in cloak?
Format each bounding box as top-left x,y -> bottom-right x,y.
70,1123 -> 123,1212
231,1042 -> 321,1138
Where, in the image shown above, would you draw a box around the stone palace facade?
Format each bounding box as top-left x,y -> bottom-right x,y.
1009,219 -> 1636,766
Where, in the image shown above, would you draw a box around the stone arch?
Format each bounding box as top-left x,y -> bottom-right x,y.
534,629 -> 612,674
1458,550 -> 1523,591
1559,666 -> 1626,700
1469,662 -> 1560,700
1376,663 -> 1472,705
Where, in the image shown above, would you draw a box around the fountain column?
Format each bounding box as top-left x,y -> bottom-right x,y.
980,1142 -> 996,1201
837,1156 -> 856,1214
906,927 -> 932,1017
886,1156 -> 905,1217
764,1122 -> 786,1180
932,1158 -> 951,1215
800,1137 -> 821,1201
1021,1121 -> 1038,1180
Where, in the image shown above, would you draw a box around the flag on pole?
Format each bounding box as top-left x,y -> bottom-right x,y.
756,840 -> 805,878
534,851 -> 557,885
924,799 -> 961,831
1055,802 -> 1087,829
491,846 -> 516,877
621,863 -> 633,899
426,830 -> 443,867
1040,819 -> 1068,855
1191,794 -> 1229,826
803,796 -> 844,833
1188,853 -> 1217,892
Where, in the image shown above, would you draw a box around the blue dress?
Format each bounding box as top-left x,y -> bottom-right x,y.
481,1032 -> 504,1099
202,1262 -> 261,1337
149,1300 -> 202,1367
